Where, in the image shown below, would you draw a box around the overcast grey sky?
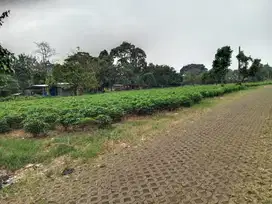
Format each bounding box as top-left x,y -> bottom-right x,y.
0,0 -> 270,69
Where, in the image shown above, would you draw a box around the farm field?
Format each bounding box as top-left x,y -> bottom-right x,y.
1,85 -> 272,204
0,82 -> 271,136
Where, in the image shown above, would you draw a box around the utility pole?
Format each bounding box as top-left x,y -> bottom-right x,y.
238,46 -> 241,83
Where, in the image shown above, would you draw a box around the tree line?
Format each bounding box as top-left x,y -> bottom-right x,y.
1,11 -> 272,96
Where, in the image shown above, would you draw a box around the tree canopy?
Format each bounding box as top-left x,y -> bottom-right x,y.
0,10 -> 14,74
212,46 -> 233,84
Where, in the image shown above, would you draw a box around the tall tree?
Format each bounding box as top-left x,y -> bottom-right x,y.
52,49 -> 98,95
140,72 -> 157,88
248,59 -> 262,78
110,42 -> 147,85
0,10 -> 14,74
110,42 -> 147,72
98,50 -> 116,89
259,64 -> 272,80
236,50 -> 252,82
13,54 -> 37,90
53,62 -> 97,95
180,64 -> 208,76
34,41 -> 56,73
212,46 -> 233,84
180,64 -> 208,85
146,63 -> 181,87
35,41 -> 56,63
202,70 -> 216,84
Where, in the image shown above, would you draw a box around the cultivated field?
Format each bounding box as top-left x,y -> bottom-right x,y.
0,82 -> 271,136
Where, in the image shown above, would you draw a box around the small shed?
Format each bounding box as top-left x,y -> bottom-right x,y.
49,83 -> 72,96
25,83 -> 73,96
25,84 -> 48,96
112,84 -> 125,91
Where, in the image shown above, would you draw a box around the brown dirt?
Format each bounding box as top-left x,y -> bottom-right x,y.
2,86 -> 272,204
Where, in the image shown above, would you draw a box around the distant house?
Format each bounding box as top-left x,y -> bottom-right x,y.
112,83 -> 147,91
25,83 -> 73,96
49,83 -> 72,96
25,84 -> 48,96
112,84 -> 125,91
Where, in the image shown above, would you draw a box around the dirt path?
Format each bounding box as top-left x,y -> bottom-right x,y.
3,86 -> 272,204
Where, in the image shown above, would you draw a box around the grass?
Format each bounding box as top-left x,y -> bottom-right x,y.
0,87 -> 260,171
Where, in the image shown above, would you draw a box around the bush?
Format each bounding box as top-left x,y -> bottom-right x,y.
95,115 -> 112,128
23,119 -> 50,137
5,114 -> 24,129
0,119 -> 10,133
58,113 -> 82,130
108,107 -> 125,122
76,117 -> 96,130
41,113 -> 59,129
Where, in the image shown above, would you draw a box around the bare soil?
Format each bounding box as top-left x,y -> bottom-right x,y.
1,86 -> 272,204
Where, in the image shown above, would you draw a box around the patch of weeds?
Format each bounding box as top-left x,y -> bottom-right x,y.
50,143 -> 76,157
0,138 -> 43,171
71,143 -> 102,159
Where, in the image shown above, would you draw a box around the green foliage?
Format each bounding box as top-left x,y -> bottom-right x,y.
212,46 -> 233,83
225,69 -> 239,83
145,63 -> 181,87
76,117 -> 96,128
249,59 -> 262,78
52,51 -> 99,95
13,54 -> 37,90
202,71 -> 216,84
50,143 -> 75,157
180,64 -> 207,75
180,64 -> 208,85
0,82 -> 270,134
110,41 -> 147,74
140,72 -> 157,87
23,119 -> 50,137
1,10 -> 15,74
236,50 -> 252,82
256,64 -> 272,81
95,115 -> 113,128
0,138 -> 42,170
0,118 -> 10,133
57,112 -> 82,129
5,114 -> 24,129
0,74 -> 19,96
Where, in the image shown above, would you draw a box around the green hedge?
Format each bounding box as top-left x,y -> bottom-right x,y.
0,81 -> 271,136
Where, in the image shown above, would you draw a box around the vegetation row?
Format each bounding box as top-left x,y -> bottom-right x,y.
0,82 -> 271,136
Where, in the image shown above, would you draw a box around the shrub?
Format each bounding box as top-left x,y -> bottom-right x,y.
58,113 -> 82,130
0,119 -> 10,133
95,115 -> 113,128
5,114 -> 24,129
76,117 -> 96,130
108,107 -> 125,122
23,119 -> 50,137
42,113 -> 59,129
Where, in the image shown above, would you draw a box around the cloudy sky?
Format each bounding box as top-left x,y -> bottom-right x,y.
0,0 -> 270,69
